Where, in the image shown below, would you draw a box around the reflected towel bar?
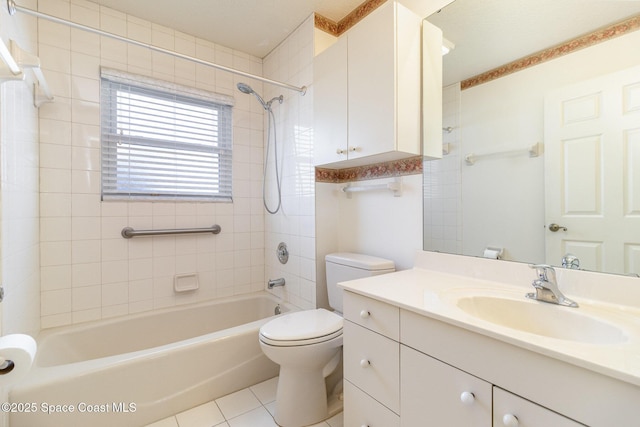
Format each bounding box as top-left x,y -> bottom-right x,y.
121,225 -> 221,239
464,142 -> 543,166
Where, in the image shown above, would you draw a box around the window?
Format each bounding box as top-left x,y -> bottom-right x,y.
100,68 -> 233,201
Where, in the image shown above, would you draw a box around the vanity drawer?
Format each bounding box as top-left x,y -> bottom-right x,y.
344,320 -> 400,413
493,387 -> 584,427
344,379 -> 400,427
343,290 -> 399,340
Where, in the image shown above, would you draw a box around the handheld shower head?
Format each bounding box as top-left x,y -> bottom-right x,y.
237,82 -> 267,109
236,82 -> 283,111
236,82 -> 254,95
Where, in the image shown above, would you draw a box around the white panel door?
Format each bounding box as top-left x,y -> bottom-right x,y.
544,65 -> 640,275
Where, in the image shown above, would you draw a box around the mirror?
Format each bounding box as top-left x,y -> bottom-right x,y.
423,0 -> 640,276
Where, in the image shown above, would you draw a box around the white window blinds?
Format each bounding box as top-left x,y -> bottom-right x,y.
100,68 -> 233,202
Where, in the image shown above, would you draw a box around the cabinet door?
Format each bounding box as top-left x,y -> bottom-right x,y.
313,36 -> 348,166
493,387 -> 584,427
347,0 -> 396,159
401,346 -> 491,427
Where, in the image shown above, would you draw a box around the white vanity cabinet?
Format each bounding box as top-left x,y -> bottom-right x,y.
342,289 -> 640,426
313,0 -> 423,168
343,291 -> 400,426
401,345 -> 583,427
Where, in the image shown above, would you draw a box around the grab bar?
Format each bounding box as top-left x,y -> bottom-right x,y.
121,225 -> 221,239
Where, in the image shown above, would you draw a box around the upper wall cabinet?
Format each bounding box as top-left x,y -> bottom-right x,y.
314,1 -> 441,168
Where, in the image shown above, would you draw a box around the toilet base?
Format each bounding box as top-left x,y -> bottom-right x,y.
274,368 -> 343,427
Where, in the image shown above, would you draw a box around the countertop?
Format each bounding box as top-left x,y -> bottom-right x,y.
338,266 -> 640,387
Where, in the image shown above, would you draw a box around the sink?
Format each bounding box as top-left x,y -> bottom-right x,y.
456,295 -> 628,344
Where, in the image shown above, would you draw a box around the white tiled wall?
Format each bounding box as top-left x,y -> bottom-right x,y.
0,0 -> 40,337
262,15 -> 316,310
423,82 -> 461,255
37,0 -> 268,328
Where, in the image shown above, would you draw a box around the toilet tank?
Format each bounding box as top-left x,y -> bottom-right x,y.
325,252 -> 395,313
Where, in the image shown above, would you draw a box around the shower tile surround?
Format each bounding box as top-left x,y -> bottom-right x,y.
261,15 -> 318,311
32,0 -> 422,328
37,0 -> 269,328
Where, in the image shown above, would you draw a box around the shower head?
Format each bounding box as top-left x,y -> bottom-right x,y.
237,82 -> 254,95
236,82 -> 283,110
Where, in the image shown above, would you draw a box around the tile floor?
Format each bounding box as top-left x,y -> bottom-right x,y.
145,377 -> 343,427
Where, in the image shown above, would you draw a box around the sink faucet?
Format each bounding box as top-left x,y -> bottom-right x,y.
526,264 -> 578,308
562,253 -> 580,269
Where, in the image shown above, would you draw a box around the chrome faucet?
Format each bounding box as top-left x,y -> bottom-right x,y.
526,264 -> 578,308
268,277 -> 285,289
562,253 -> 580,269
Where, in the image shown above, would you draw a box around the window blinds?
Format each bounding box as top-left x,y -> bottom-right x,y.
100,68 -> 234,202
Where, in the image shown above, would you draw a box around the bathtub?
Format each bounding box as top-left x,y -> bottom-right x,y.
9,292 -> 293,427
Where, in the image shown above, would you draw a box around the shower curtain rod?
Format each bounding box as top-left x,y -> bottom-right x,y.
6,0 -> 307,94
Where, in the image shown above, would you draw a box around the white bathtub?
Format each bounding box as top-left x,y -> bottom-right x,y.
9,292 -> 293,427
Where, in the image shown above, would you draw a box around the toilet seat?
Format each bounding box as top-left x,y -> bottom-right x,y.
259,309 -> 343,347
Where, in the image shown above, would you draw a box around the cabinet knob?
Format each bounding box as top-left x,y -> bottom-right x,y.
360,359 -> 371,368
360,310 -> 370,319
348,145 -> 359,152
336,148 -> 346,155
460,391 -> 475,405
502,414 -> 519,427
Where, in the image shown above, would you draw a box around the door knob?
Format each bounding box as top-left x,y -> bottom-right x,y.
548,223 -> 567,232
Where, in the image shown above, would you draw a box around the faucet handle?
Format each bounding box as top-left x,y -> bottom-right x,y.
528,264 -> 556,282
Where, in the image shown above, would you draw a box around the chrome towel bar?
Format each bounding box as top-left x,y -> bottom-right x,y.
121,225 -> 221,239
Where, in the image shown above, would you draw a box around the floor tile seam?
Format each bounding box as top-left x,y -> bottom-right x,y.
220,390 -> 269,423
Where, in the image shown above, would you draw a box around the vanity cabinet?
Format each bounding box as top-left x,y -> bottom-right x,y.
343,291 -> 400,426
401,345 -> 583,427
342,289 -> 636,426
313,0 -> 423,168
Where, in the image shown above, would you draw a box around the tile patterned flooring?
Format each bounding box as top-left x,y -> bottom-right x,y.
145,377 -> 344,427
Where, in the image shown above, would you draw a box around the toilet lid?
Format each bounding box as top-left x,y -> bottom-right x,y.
259,309 -> 343,345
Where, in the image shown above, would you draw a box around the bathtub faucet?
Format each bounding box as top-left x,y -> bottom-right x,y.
268,278 -> 285,289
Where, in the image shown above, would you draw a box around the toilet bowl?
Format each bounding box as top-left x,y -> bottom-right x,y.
259,253 -> 395,426
259,309 -> 343,427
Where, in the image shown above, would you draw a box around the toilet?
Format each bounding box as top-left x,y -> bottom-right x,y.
259,252 -> 395,427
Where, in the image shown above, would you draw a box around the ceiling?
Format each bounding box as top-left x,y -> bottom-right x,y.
90,0 -> 364,58
427,0 -> 640,86
90,0 -> 640,81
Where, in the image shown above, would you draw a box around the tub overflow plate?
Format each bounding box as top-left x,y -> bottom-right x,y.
277,242 -> 289,264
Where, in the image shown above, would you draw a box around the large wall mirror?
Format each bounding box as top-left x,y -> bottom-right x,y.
423,0 -> 640,276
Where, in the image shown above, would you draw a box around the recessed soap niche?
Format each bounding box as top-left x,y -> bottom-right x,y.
174,273 -> 199,292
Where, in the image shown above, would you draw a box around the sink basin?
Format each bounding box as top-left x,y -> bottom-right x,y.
456,296 -> 628,344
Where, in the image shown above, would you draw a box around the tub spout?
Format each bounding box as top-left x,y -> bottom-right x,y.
268,278 -> 285,289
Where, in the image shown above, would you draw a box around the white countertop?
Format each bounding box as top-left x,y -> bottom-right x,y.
339,266 -> 640,387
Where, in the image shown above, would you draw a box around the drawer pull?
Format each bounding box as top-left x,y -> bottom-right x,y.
360,359 -> 371,368
360,310 -> 370,319
502,414 -> 519,427
460,391 -> 475,405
